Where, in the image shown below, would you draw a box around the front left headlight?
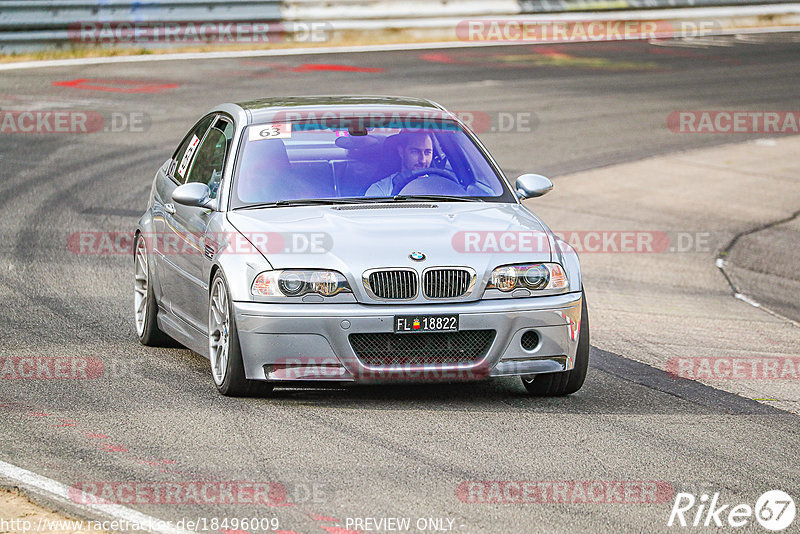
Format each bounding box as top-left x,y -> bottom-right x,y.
487,263 -> 568,292
252,270 -> 352,297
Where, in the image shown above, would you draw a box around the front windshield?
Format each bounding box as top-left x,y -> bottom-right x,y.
231,119 -> 514,208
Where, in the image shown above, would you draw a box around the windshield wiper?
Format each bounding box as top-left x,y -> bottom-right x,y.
390,194 -> 483,203
236,198 -> 372,210
235,195 -> 484,210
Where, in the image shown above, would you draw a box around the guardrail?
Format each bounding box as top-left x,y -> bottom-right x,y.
516,0 -> 794,11
0,0 -> 797,53
0,0 -> 283,52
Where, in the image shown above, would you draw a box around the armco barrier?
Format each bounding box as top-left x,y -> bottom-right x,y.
516,0 -> 795,11
0,0 -> 798,53
0,0 -> 283,52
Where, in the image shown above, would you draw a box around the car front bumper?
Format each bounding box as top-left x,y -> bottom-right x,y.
233,292 -> 583,383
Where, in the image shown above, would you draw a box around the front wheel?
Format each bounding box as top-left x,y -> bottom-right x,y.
521,291 -> 589,396
208,272 -> 273,397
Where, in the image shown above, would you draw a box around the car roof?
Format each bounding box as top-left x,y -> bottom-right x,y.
229,96 -> 450,125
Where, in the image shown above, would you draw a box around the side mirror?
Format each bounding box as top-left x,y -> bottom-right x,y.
515,174 -> 553,199
172,182 -> 215,209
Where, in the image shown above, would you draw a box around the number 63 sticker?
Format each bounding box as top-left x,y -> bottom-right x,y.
249,123 -> 292,141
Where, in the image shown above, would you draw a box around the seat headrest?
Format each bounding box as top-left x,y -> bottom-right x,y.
246,139 -> 290,170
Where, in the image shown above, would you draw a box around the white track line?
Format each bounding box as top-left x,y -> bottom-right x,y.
1,5 -> 800,71
0,459 -> 193,534
715,259 -> 800,328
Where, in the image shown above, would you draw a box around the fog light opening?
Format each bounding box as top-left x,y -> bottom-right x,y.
520,330 -> 540,352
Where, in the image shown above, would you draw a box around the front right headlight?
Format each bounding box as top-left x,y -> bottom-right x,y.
252,269 -> 352,298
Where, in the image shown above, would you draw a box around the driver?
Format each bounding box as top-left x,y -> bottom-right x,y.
365,131 -> 433,197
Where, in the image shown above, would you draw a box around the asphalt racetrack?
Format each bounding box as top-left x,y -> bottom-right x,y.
1,34 -> 799,533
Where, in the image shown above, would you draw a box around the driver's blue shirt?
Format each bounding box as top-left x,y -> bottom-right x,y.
365,170 -> 494,197
364,172 -> 405,197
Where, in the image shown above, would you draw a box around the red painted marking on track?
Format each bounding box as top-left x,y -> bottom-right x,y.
420,52 -> 460,64
53,418 -> 76,427
274,531 -> 304,534
310,515 -> 339,522
290,64 -> 384,73
531,46 -> 569,57
97,443 -> 127,452
10,408 -> 185,473
320,527 -> 362,534
52,78 -> 179,93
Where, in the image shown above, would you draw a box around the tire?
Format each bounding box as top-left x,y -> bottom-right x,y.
521,290 -> 589,396
134,233 -> 174,347
208,271 -> 274,397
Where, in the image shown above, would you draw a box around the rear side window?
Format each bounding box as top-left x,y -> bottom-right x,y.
170,114 -> 215,182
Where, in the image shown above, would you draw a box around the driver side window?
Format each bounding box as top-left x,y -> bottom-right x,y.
171,114 -> 215,183
184,117 -> 233,199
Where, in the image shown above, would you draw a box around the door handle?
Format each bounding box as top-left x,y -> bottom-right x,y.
164,203 -> 176,215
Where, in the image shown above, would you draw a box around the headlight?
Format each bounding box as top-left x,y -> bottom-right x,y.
487,263 -> 568,292
252,270 -> 351,297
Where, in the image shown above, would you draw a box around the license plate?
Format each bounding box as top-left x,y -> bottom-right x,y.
394,314 -> 459,334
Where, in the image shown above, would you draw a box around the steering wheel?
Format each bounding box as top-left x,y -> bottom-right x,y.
391,167 -> 460,195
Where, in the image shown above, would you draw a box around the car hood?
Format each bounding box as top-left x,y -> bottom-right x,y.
226,202 -> 552,277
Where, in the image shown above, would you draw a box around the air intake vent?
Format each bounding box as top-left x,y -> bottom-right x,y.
331,203 -> 437,210
203,241 -> 217,260
521,331 -> 540,351
365,269 -> 418,300
350,330 -> 496,366
423,268 -> 474,299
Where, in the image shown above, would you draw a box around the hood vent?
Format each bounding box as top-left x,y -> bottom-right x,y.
331,203 -> 437,211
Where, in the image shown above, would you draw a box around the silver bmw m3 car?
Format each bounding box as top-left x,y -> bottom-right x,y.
134,96 -> 589,396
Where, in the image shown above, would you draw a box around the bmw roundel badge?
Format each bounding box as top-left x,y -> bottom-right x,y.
409,251 -> 426,261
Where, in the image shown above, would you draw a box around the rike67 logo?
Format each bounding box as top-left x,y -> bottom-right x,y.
668,490 -> 795,531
